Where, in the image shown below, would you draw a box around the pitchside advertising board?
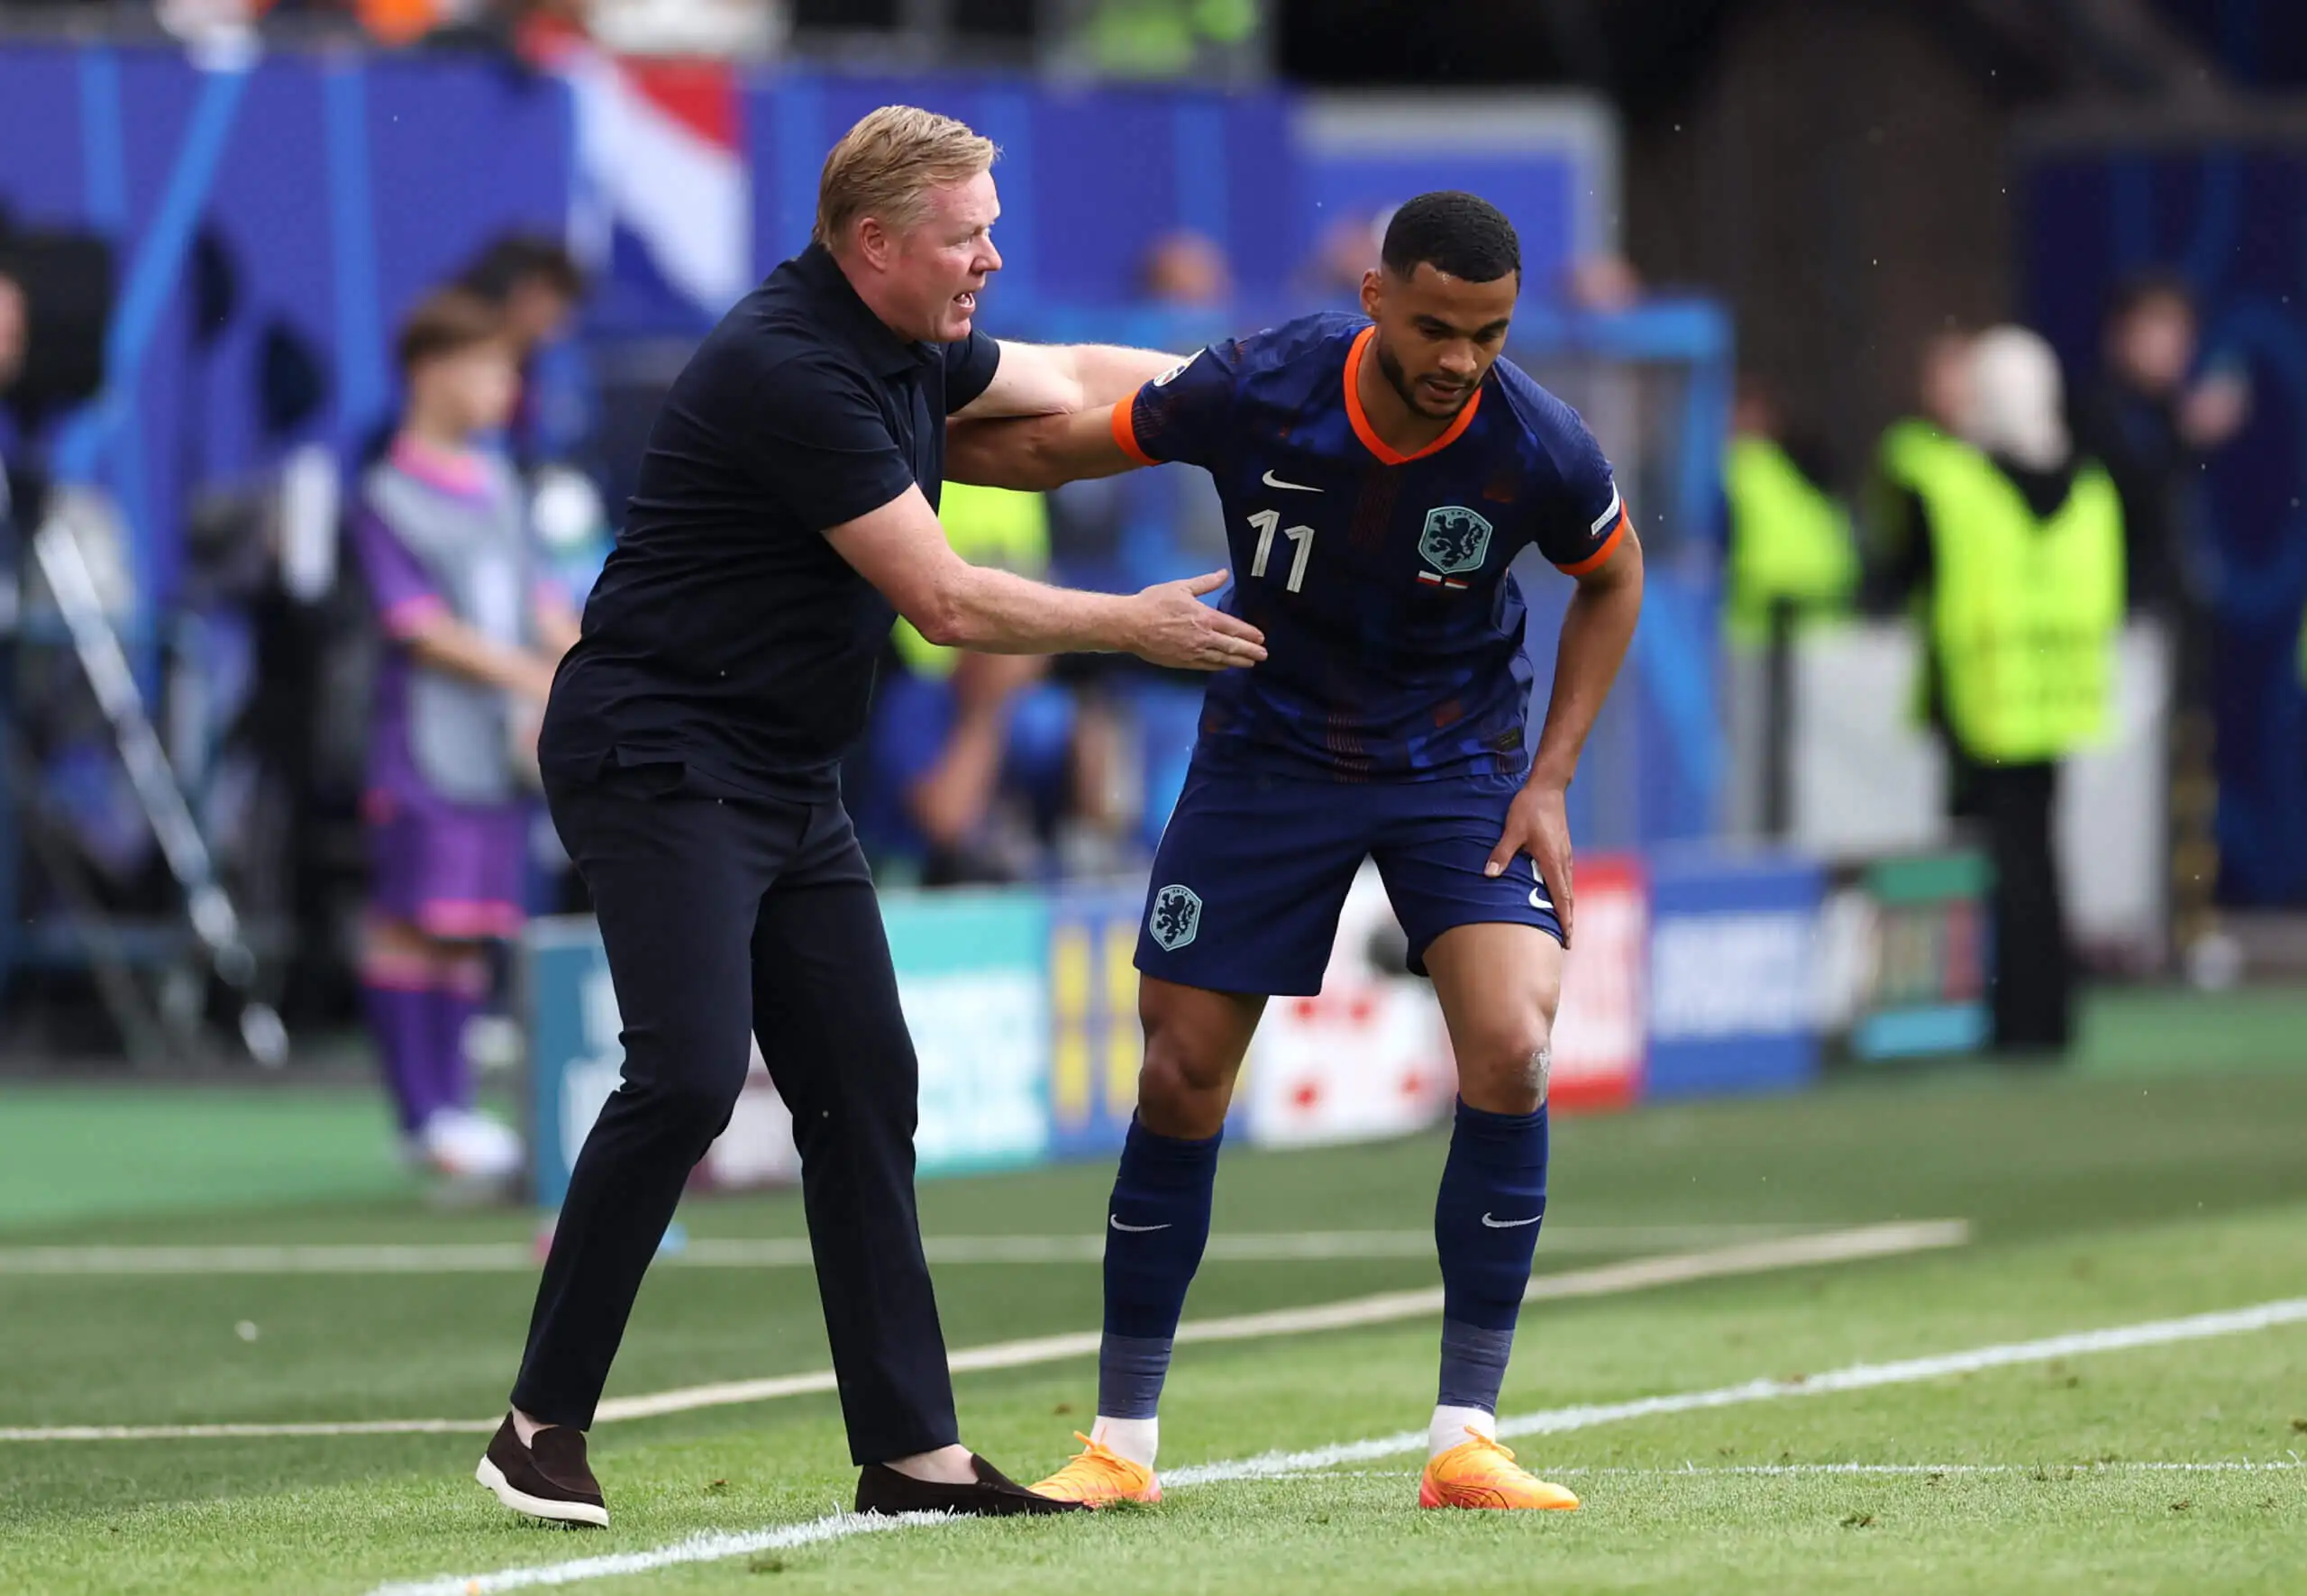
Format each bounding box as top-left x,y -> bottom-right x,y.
1821,853 -> 1992,1060
524,871 -> 1461,1207
1644,852 -> 1827,1099
523,846 -> 1992,1206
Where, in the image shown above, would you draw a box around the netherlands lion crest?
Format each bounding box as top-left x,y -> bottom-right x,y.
1148,884 -> 1202,953
1418,505 -> 1494,576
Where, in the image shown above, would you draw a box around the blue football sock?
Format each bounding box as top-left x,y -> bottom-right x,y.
1433,1098 -> 1549,1412
1098,1117 -> 1222,1420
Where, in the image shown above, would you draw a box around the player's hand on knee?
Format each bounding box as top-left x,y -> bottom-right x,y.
1126,570 -> 1267,671
1486,781 -> 1575,947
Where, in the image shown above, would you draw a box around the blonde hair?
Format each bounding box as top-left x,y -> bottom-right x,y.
814,106 -> 998,251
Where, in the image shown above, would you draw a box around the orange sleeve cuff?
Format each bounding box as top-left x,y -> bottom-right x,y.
1555,510 -> 1628,577
1111,395 -> 1158,468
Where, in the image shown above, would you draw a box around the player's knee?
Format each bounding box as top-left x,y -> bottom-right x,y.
1458,1012 -> 1554,1115
1136,1035 -> 1236,1138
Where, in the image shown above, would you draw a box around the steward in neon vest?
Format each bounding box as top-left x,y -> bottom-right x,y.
1905,441 -> 2124,764
1723,434 -> 1858,645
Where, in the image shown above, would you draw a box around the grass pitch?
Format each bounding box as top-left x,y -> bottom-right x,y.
2,1003 -> 2304,1594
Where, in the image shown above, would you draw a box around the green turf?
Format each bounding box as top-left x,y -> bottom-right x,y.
2,1008 -> 2304,1593
6,984 -> 2302,1236
0,1083 -> 419,1229
3,1205 -> 2301,1595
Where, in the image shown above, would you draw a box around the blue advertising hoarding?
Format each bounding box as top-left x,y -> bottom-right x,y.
524,887 -> 1138,1210
1643,851 -> 1827,1099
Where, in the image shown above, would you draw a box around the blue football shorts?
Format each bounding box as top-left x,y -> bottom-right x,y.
1135,761 -> 1565,997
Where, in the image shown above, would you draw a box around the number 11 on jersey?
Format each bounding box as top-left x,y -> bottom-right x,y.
1247,508 -> 1316,593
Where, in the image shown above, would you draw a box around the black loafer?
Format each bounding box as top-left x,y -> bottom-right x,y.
855,1453 -> 1086,1517
476,1413 -> 609,1528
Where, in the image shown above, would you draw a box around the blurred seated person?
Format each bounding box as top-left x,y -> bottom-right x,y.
1036,232 -> 1240,849
458,233 -> 611,627
2073,273 -> 2246,624
456,233 -> 591,470
0,269 -> 22,389
0,267 -> 30,522
1562,253 -> 1643,314
1140,229 -> 1232,308
1295,209 -> 1389,309
853,483 -> 1123,887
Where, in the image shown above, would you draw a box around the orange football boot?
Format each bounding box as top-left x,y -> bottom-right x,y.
1418,1429 -> 1581,1510
1031,1433 -> 1162,1507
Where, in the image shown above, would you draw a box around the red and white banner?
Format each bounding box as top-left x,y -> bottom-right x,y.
1239,863 -> 1456,1147
543,36 -> 752,316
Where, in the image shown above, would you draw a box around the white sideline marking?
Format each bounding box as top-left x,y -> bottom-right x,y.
595,1220 -> 1967,1423
372,1510 -> 935,1596
0,1221 -> 1963,1442
368,1294 -> 2307,1596
0,1224 -> 1819,1276
0,1418 -> 499,1441
1261,1459 -> 2307,1480
1163,1295 -> 2307,1483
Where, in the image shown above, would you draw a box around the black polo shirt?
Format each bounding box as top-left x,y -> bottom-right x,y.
542,243 -> 1002,803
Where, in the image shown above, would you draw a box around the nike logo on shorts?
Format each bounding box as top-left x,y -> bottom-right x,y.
1109,1216 -> 1172,1234
1481,1212 -> 1543,1228
1262,470 -> 1322,493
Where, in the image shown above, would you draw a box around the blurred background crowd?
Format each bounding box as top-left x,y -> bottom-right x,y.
0,0 -> 2303,1173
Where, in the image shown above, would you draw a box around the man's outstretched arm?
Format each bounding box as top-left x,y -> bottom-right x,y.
956,342 -> 1180,420
825,482 -> 1258,670
945,402 -> 1150,492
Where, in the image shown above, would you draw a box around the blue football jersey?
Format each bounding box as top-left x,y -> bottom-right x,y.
1113,312 -> 1628,781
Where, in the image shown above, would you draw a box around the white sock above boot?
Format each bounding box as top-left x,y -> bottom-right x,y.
1090,1414 -> 1159,1469
1428,1403 -> 1496,1460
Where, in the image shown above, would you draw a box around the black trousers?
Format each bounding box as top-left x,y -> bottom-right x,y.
510,762 -> 959,1464
1947,750 -> 2074,1053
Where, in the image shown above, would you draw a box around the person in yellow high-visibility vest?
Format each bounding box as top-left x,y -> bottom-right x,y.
1866,330 -> 1974,578
1722,378 -> 1857,646
1875,327 -> 2125,1055
858,482 -> 1102,885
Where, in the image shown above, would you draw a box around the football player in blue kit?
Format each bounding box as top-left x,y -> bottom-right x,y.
945,191 -> 1644,1511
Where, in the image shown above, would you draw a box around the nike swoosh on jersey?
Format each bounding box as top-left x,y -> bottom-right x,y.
1528,889 -> 1554,910
1480,1212 -> 1544,1228
1262,470 -> 1323,493
1108,1216 -> 1173,1233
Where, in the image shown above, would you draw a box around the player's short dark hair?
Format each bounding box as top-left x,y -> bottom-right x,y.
458,234 -> 586,303
395,287 -> 506,376
1381,192 -> 1520,286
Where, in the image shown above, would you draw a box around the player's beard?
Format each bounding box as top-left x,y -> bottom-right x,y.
1373,338 -> 1475,421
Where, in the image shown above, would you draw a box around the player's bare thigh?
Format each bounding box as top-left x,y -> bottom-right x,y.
1135,974 -> 1267,1140
1421,922 -> 1564,1117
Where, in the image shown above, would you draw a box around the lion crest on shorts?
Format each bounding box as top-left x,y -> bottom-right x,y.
1149,883 -> 1202,953
1418,506 -> 1494,576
